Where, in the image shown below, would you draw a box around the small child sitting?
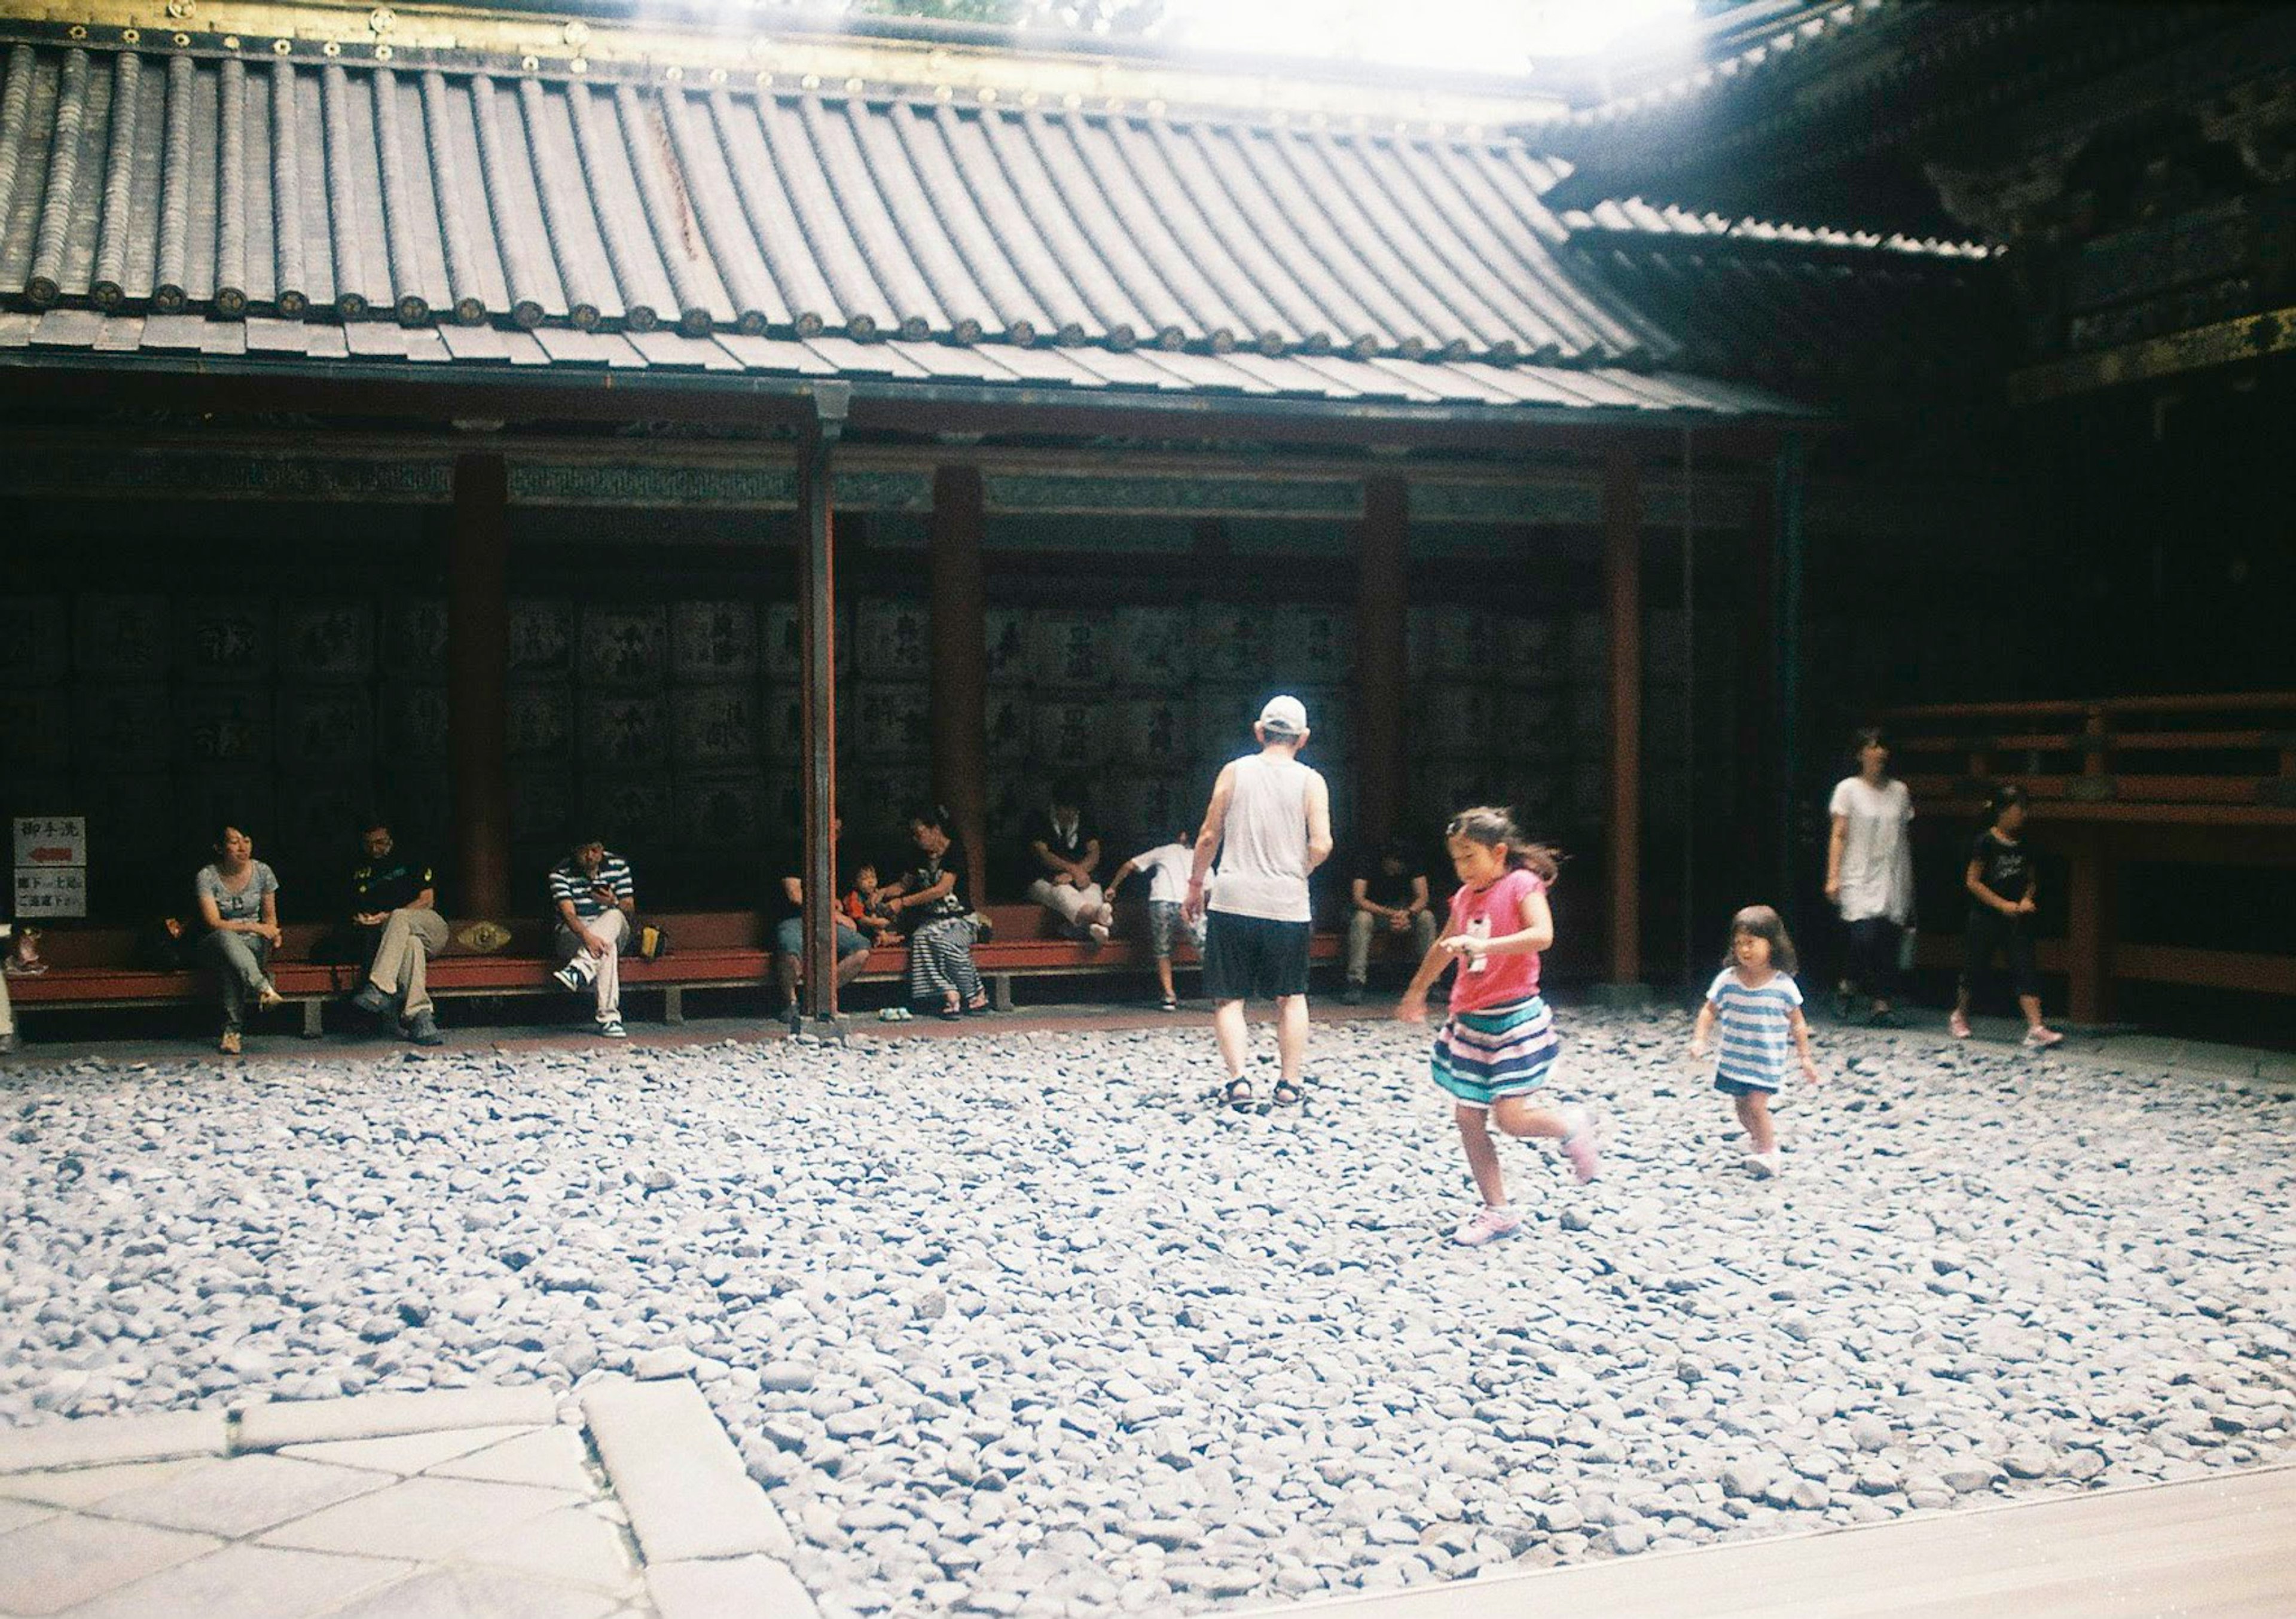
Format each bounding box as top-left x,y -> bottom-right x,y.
843,863 -> 902,946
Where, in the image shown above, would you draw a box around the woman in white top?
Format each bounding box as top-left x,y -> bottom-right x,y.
1824,727 -> 1915,1027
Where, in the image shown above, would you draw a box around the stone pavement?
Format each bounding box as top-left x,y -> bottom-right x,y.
0,1380 -> 811,1619
1242,1461 -> 2296,1618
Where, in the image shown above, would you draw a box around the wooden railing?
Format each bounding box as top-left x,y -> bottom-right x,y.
1883,692 -> 2296,823
1879,694 -> 2296,1024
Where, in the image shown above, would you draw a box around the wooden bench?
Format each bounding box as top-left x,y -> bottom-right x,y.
7,905 -> 1343,1033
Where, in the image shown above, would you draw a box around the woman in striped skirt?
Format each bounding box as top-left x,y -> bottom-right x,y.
1399,808 -> 1599,1247
878,807 -> 989,1020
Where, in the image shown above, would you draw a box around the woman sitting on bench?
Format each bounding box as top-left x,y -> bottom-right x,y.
194,823 -> 286,1056
877,805 -> 990,1021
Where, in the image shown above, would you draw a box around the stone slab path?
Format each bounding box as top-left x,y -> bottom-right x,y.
1243,1461 -> 2296,1618
0,1381 -> 810,1619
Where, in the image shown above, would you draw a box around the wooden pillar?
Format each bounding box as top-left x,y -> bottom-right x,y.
1737,474 -> 1778,892
1773,435 -> 1808,925
930,465 -> 989,909
1602,447 -> 1642,989
447,451 -> 509,921
1355,475 -> 1409,850
799,384 -> 850,1026
2064,823 -> 2114,1025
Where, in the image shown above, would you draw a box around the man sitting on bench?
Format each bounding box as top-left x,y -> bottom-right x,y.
548,836 -> 636,1041
341,815 -> 446,1047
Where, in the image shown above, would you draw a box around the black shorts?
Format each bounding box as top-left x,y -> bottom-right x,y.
1202,911 -> 1311,1001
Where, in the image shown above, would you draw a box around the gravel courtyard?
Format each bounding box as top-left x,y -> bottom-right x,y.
4,1012 -> 2293,1617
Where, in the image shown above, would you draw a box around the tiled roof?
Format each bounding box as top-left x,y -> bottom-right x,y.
0,35 -> 1703,406
0,306 -> 1791,417
1540,0 -> 1892,140
1564,197 -> 1995,261
1565,218 -> 2008,390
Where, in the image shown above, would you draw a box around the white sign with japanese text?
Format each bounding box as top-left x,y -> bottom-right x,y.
14,867 -> 87,917
13,816 -> 86,868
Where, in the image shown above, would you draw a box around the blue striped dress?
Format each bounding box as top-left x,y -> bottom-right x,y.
1431,997 -> 1561,1110
1706,967 -> 1803,1094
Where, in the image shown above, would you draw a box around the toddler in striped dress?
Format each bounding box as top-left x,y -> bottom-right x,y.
1690,905 -> 1823,1178
1399,807 -> 1599,1248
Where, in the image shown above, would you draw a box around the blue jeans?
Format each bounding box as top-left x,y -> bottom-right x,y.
197,929 -> 273,1032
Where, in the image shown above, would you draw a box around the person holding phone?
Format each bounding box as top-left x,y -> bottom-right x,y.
548,835 -> 637,1039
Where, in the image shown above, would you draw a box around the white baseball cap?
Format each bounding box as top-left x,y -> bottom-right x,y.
1257,694 -> 1309,736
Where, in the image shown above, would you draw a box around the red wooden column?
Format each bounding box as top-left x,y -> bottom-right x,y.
1603,447 -> 1644,991
798,387 -> 851,1024
447,451 -> 510,921
1354,475 -> 1409,850
930,465 -> 990,908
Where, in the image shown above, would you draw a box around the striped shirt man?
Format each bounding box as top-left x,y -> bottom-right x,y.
1705,968 -> 1804,1092
549,850 -> 634,920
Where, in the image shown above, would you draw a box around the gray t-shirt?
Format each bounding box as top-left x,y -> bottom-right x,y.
197,862 -> 280,924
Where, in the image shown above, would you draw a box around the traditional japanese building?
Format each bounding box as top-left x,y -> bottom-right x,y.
3,0 -> 2283,1018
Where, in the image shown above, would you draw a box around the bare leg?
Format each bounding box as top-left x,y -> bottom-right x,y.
1274,994 -> 1308,1085
1456,1105 -> 1507,1207
1489,1095 -> 1571,1142
775,952 -> 799,1012
1156,957 -> 1176,1001
835,947 -> 871,991
1734,1092 -> 1775,1154
2017,992 -> 2046,1032
1213,999 -> 1250,1080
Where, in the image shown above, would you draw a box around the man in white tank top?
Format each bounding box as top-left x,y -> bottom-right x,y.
1186,695 -> 1334,1110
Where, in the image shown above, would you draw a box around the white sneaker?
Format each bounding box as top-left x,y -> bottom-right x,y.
597,1018 -> 627,1039
1745,1151 -> 1783,1179
2023,1026 -> 2064,1049
552,962 -> 585,993
1451,1205 -> 1522,1247
1087,921 -> 1111,945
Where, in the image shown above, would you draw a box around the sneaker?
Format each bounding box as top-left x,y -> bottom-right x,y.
2023,1026 -> 2064,1050
255,982 -> 286,1012
1087,921 -> 1111,946
1159,996 -> 1178,1013
1745,1150 -> 1783,1178
1451,1205 -> 1522,1247
551,962 -> 585,993
1559,1110 -> 1601,1183
218,1030 -> 242,1056
1341,982 -> 1366,1006
350,982 -> 392,1018
598,1018 -> 627,1040
1948,1010 -> 1972,1039
405,1010 -> 443,1047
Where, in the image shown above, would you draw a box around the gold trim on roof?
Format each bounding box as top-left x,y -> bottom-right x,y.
7,0 -> 1565,130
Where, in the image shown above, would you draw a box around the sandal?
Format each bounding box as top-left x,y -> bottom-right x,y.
938,999 -> 964,1022
1271,1079 -> 1304,1107
1223,1077 -> 1254,1112
965,992 -> 991,1015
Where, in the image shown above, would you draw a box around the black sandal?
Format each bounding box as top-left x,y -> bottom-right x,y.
1271,1079 -> 1304,1107
1224,1077 -> 1254,1112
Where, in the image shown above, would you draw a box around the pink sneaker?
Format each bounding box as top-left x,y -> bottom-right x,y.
1559,1111 -> 1601,1183
2023,1026 -> 2064,1049
1451,1205 -> 1522,1247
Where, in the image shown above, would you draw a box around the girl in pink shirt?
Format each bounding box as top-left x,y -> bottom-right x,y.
1399,807 -> 1599,1247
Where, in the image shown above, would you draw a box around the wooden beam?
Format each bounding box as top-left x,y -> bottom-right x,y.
930,464 -> 990,913
1604,446 -> 1642,987
1354,474 -> 1409,850
447,451 -> 509,920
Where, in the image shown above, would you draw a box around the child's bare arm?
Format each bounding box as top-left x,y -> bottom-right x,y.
1790,1005 -> 1822,1083
1395,937 -> 1453,1023
1690,1000 -> 1717,1057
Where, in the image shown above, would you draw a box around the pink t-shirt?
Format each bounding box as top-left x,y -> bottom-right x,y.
1446,867 -> 1545,1014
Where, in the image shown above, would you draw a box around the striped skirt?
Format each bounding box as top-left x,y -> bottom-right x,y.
906,916 -> 983,1004
1432,995 -> 1560,1110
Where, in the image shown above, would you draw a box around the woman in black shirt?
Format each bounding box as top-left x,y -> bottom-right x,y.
878,805 -> 988,1019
